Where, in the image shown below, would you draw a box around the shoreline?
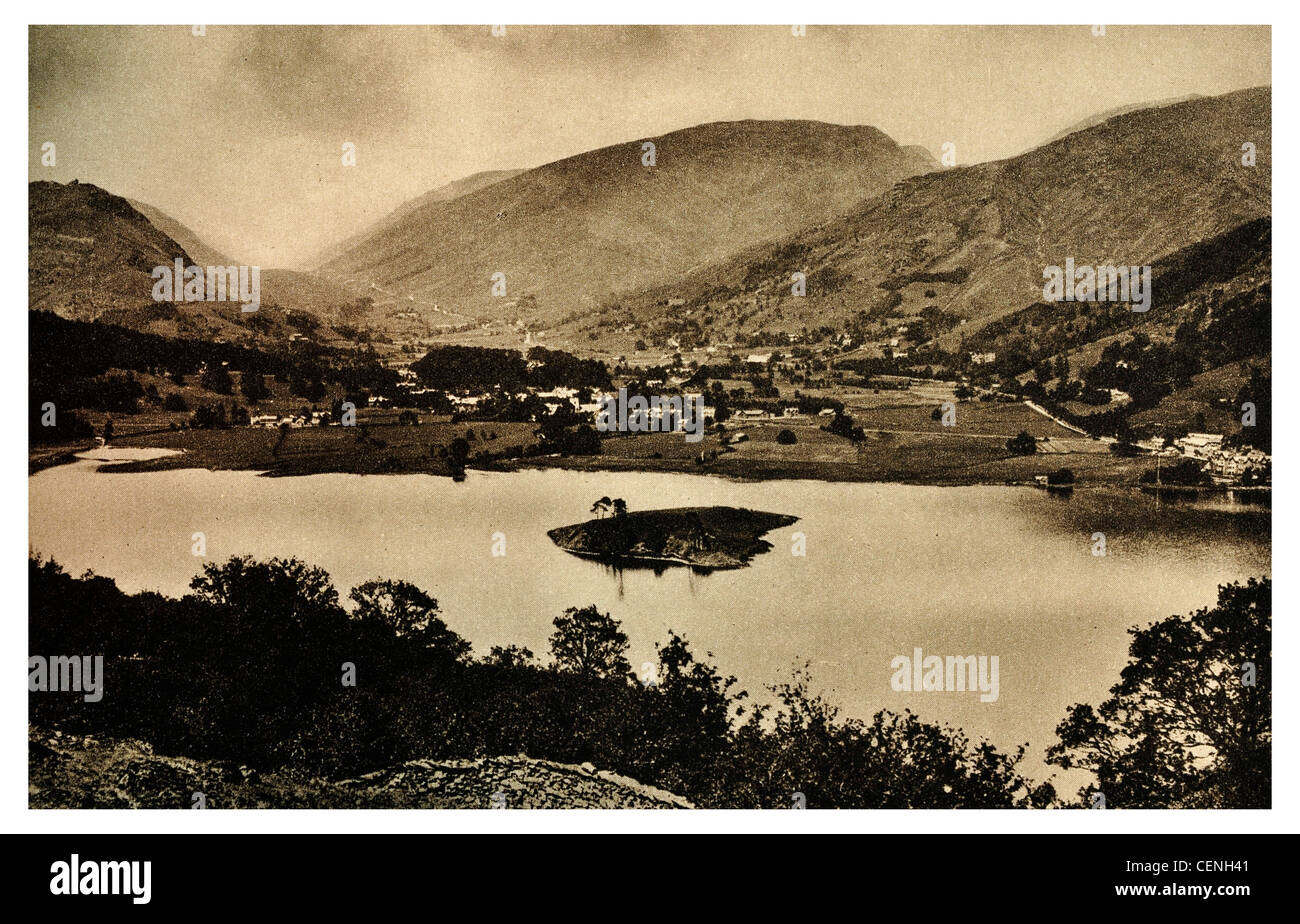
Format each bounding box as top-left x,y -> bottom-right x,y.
28,436 -> 1274,499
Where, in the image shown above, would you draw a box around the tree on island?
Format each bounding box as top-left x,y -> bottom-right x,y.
549,604 -> 631,680
1048,578 -> 1270,808
591,497 -> 612,519
611,498 -> 628,518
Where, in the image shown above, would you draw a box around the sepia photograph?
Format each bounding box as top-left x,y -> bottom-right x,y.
27,22 -> 1270,822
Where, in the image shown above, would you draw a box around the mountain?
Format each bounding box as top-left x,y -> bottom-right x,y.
1037,94 -> 1205,148
310,168 -> 525,269
30,180 -> 190,322
127,198 -> 235,269
318,120 -> 938,324
600,87 -> 1269,353
30,180 -> 350,342
128,197 -> 360,322
31,180 -> 363,339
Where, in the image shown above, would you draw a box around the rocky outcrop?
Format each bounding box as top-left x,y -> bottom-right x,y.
29,729 -> 692,809
337,756 -> 693,809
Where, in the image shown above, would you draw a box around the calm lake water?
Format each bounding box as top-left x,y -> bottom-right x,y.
29,457 -> 1269,782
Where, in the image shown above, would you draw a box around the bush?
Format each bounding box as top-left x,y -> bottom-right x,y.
776,429 -> 797,445
1006,430 -> 1037,455
1046,468 -> 1075,486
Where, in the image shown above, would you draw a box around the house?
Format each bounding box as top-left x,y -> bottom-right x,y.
783,407 -> 800,417
969,351 -> 997,365
818,408 -> 837,417
746,353 -> 773,366
1175,432 -> 1225,460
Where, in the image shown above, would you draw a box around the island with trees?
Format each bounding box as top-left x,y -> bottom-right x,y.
548,501 -> 798,571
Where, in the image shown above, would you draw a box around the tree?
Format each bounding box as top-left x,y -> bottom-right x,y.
776,429 -> 797,445
163,392 -> 188,412
483,645 -> 537,669
825,412 -> 864,442
349,579 -> 470,659
549,605 -> 631,680
241,372 -> 271,403
448,437 -> 471,469
189,555 -> 339,626
200,364 -> 234,395
611,498 -> 628,517
1005,430 -> 1037,455
1048,578 -> 1270,808
1046,467 -> 1075,486
591,497 -> 612,519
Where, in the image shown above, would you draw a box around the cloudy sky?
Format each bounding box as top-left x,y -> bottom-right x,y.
30,25 -> 1270,269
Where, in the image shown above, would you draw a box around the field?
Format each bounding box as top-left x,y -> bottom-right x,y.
39,380 -> 1158,487
103,418 -> 544,477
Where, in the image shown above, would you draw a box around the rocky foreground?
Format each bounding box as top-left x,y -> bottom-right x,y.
29,729 -> 692,809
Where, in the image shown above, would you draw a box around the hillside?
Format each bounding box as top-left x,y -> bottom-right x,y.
30,180 -> 189,322
318,120 -> 938,325
1035,94 -> 1205,148
591,87 -> 1269,357
31,181 -> 352,343
310,168 -> 526,269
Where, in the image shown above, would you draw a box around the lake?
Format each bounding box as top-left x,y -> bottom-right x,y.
29,457 -> 1269,783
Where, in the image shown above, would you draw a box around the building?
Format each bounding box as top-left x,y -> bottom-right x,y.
969,351 -> 997,365
746,353 -> 773,366
1175,432 -> 1225,460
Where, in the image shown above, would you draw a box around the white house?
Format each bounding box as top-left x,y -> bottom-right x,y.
1175,432 -> 1225,459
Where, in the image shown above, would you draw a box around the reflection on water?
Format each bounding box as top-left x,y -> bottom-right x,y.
29,462 -> 1269,781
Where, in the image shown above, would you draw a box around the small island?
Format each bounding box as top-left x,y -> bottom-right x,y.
548,501 -> 798,571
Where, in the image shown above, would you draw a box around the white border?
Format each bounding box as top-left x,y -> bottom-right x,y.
7,2 -> 1290,835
